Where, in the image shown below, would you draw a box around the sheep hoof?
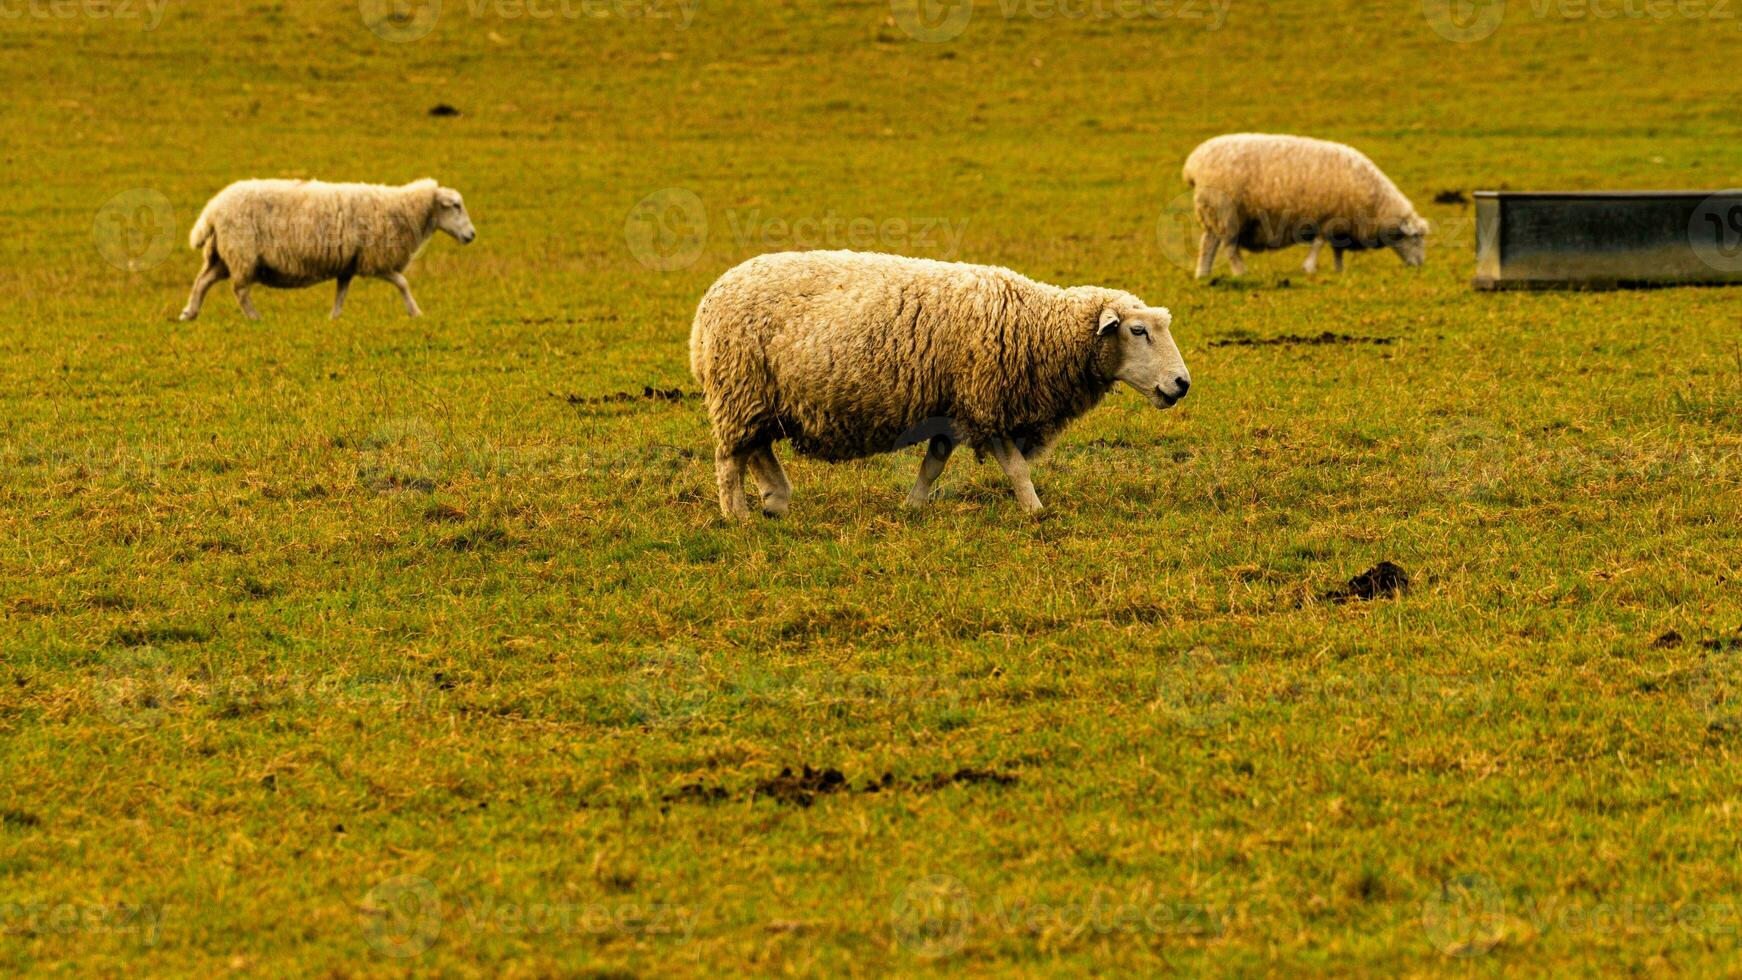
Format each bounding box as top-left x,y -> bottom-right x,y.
760,497 -> 789,519
177,312 -> 195,322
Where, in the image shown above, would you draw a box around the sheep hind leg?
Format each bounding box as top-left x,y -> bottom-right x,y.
1333,247 -> 1346,273
905,435 -> 955,509
745,444 -> 791,518
1195,232 -> 1220,280
232,281 -> 261,321
331,277 -> 352,320
1303,239 -> 1324,274
178,256 -> 227,321
1226,243 -> 1247,276
714,446 -> 754,521
385,272 -> 423,317
987,436 -> 1044,516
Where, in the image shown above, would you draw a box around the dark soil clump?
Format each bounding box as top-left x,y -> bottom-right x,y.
1323,561 -> 1410,603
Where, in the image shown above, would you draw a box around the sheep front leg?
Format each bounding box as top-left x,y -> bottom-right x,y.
987,436 -> 1044,515
331,277 -> 352,320
179,259 -> 227,321
745,445 -> 791,518
906,435 -> 955,508
232,282 -> 261,321
1303,239 -> 1324,274
1333,247 -> 1346,273
715,447 -> 753,520
1195,232 -> 1220,280
385,272 -> 423,317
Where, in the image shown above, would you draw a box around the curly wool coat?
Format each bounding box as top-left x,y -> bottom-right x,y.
689,251 -> 1144,463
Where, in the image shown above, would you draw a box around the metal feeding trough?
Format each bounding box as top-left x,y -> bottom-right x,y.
1473,190 -> 1742,290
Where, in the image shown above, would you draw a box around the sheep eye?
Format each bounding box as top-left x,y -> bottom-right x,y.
1129,326 -> 1148,337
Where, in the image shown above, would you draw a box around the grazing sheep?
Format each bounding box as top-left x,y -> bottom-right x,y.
179,178 -> 476,321
689,251 -> 1191,519
1182,134 -> 1427,278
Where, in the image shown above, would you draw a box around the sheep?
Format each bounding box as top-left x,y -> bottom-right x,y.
688,250 -> 1191,519
178,178 -> 475,321
1182,134 -> 1427,279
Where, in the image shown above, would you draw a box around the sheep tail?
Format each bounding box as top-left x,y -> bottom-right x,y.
188,206 -> 214,251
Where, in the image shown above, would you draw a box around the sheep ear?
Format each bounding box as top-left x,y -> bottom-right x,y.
1097,310 -> 1121,336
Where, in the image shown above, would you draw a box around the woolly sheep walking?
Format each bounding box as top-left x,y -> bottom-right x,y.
1182,134 -> 1427,279
689,251 -> 1191,520
178,178 -> 476,321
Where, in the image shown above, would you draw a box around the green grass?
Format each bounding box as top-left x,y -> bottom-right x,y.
3,0 -> 1742,974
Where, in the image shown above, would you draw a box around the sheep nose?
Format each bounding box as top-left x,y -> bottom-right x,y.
1174,377 -> 1191,397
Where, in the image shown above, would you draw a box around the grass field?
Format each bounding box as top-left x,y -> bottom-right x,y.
3,0 -> 1742,974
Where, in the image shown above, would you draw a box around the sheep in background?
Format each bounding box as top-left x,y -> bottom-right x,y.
1182,134 -> 1427,279
179,178 -> 475,321
689,251 -> 1191,520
